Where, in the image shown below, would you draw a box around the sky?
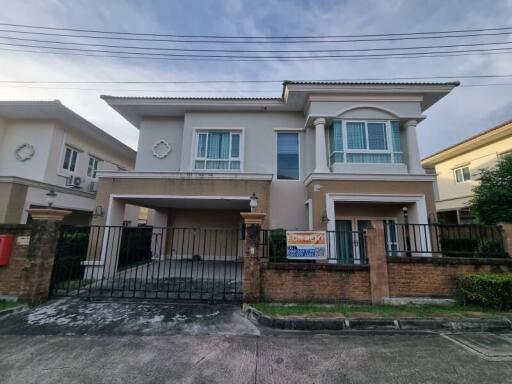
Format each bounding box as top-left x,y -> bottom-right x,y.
0,0 -> 511,157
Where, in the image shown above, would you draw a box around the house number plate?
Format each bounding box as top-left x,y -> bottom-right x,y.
16,236 -> 30,246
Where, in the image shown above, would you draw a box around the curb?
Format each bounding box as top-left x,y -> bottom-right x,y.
0,305 -> 29,318
243,306 -> 512,332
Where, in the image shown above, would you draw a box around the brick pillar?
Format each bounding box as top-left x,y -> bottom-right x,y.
240,212 -> 266,302
21,208 -> 71,305
365,220 -> 390,304
498,223 -> 512,257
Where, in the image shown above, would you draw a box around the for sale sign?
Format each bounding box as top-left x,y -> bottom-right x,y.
286,231 -> 328,260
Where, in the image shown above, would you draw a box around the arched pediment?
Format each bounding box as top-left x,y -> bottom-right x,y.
336,105 -> 400,119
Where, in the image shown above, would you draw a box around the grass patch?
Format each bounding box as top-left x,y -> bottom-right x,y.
251,303 -> 512,320
0,300 -> 19,311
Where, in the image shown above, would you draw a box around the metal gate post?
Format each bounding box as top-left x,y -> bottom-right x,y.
240,212 -> 266,302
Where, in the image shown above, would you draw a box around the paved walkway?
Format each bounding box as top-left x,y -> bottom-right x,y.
1,300 -> 512,383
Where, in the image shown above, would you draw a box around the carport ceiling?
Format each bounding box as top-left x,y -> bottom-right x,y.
123,197 -> 250,210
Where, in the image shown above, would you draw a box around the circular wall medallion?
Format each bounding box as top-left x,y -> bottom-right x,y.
15,143 -> 35,162
152,140 -> 172,159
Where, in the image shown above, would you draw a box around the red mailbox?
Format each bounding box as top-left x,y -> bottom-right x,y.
0,234 -> 15,266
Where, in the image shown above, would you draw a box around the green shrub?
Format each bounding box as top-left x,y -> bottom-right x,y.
440,238 -> 478,257
455,273 -> 512,310
475,240 -> 505,258
268,229 -> 287,262
440,238 -> 505,258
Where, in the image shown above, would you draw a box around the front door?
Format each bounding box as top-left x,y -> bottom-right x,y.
335,220 -> 354,263
335,218 -> 397,263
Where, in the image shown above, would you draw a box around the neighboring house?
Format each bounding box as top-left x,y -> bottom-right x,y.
421,119 -> 512,224
95,81 -> 458,262
0,100 -> 137,225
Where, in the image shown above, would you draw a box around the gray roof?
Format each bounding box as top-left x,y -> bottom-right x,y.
283,80 -> 461,86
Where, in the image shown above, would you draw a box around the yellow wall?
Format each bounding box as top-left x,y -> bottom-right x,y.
433,135 -> 512,211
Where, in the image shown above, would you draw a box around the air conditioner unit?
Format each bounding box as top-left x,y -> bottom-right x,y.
89,181 -> 97,193
65,175 -> 82,188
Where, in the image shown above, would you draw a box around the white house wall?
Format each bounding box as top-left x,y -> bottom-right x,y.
0,120 -> 55,182
434,134 -> 512,208
44,123 -> 133,187
135,117 -> 184,172
179,111 -> 305,175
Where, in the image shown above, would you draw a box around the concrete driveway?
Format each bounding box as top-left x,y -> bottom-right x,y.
1,299 -> 512,384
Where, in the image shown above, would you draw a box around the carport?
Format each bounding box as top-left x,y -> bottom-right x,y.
68,194 -> 253,302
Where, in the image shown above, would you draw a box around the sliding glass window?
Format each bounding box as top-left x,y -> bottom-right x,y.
328,120 -> 403,165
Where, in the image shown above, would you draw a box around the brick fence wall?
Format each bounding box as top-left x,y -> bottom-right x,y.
253,257 -> 512,304
0,210 -> 67,305
387,257 -> 512,298
0,225 -> 32,299
240,216 -> 512,304
261,263 -> 371,303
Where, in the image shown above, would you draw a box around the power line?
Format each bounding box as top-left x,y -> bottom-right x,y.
1,21 -> 512,39
0,82 -> 510,93
0,27 -> 512,44
2,40 -> 512,59
1,74 -> 512,84
2,45 -> 512,62
1,34 -> 512,54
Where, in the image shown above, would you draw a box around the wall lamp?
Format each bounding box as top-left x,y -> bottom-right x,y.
249,192 -> 258,212
45,190 -> 57,208
93,206 -> 104,217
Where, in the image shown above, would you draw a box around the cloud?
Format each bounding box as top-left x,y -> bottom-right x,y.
0,0 -> 510,156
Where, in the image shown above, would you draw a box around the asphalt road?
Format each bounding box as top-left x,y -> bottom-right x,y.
0,299 -> 511,384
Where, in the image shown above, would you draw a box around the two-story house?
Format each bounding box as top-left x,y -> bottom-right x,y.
421,119 -> 512,224
0,100 -> 137,225
94,81 -> 458,262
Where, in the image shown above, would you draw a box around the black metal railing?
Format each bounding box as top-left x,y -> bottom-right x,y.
384,222 -> 506,258
50,225 -> 244,302
260,229 -> 368,265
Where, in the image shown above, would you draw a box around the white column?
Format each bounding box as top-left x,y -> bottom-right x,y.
313,117 -> 330,173
151,209 -> 168,260
404,120 -> 424,174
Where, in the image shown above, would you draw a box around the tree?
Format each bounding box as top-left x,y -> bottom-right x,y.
471,154 -> 512,224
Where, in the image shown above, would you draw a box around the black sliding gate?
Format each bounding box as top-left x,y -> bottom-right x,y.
50,226 -> 244,302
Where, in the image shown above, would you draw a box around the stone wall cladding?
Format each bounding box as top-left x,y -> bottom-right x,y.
261,263 -> 371,303
387,257 -> 512,298
0,225 -> 31,297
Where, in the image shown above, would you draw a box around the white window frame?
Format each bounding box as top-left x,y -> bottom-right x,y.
454,166 -> 471,183
275,131 -> 301,181
328,120 -> 399,165
87,155 -> 102,180
60,144 -> 80,175
192,129 -> 244,172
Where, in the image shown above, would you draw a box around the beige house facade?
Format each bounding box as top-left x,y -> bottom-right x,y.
0,100 -> 137,225
422,120 -> 512,224
94,81 -> 457,260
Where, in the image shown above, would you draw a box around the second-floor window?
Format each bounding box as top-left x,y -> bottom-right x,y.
277,132 -> 299,180
454,166 -> 471,183
194,131 -> 241,170
87,156 -> 101,179
62,145 -> 79,173
329,120 -> 403,165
